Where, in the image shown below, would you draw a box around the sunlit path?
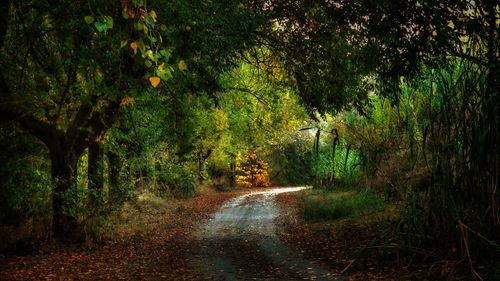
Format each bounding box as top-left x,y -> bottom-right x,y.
191,187 -> 339,280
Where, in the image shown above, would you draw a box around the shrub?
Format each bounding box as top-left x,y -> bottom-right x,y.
156,163 -> 196,197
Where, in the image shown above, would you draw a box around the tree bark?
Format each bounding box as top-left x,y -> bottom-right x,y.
49,142 -> 80,242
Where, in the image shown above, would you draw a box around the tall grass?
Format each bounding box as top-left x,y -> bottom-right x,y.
351,57 -> 500,267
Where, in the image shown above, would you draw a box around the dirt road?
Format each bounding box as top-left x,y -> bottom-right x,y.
191,187 -> 339,281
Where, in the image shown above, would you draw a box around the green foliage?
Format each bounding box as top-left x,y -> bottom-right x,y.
156,163 -> 196,198
311,142 -> 362,184
274,139 -> 315,185
300,189 -> 386,222
402,59 -> 499,255
0,3 -> 497,276
205,60 -> 308,184
0,127 -> 51,221
334,57 -> 500,266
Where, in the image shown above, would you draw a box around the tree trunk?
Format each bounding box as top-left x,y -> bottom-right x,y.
314,128 -> 321,156
49,144 -> 80,242
230,162 -> 236,187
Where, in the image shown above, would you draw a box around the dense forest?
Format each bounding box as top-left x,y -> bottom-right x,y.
0,0 -> 499,280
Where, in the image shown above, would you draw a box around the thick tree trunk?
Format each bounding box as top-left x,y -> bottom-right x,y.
49,145 -> 80,242
88,140 -> 104,205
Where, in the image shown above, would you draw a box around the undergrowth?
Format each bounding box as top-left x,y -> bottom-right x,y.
300,188 -> 386,222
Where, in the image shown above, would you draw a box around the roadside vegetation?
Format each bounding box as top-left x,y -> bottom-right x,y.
300,189 -> 386,222
1,0 -> 499,280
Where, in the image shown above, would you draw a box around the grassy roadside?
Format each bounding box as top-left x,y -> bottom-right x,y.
276,190 -> 426,281
299,188 -> 386,222
278,188 -> 496,280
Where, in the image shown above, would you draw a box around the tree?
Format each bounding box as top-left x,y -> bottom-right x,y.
0,0 -> 172,240
204,59 -> 307,186
106,1 -> 272,191
250,0 -> 498,112
236,151 -> 270,188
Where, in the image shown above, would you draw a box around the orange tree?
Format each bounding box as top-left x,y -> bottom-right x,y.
236,151 -> 270,188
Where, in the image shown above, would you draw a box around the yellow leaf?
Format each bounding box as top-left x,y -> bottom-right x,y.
158,63 -> 164,71
130,41 -> 138,54
150,10 -> 157,21
178,60 -> 187,71
149,76 -> 161,88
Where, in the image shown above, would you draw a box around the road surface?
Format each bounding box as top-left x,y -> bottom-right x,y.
191,187 -> 339,280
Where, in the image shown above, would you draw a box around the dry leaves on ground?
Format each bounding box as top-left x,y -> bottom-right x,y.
0,192 -> 239,281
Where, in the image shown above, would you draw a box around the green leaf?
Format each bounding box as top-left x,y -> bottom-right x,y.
136,40 -> 146,53
145,15 -> 155,27
146,50 -> 154,60
155,69 -> 172,81
94,16 -> 114,32
153,52 -> 161,62
94,22 -> 107,32
160,49 -> 170,60
84,16 -> 94,24
103,16 -> 114,29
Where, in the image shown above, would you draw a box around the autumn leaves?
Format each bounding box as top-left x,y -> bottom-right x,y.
236,151 -> 271,188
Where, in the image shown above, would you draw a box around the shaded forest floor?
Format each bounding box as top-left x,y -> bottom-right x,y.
275,192 -> 475,281
0,191 -> 241,280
